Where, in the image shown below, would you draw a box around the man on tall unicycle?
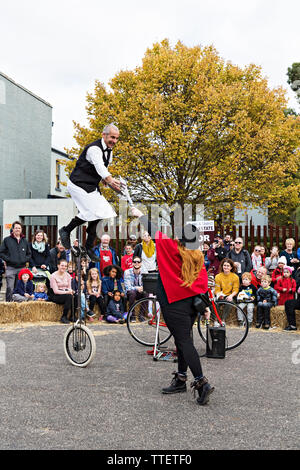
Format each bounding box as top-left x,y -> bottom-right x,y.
59,124 -> 121,261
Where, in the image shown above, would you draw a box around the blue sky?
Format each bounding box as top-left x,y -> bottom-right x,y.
0,0 -> 299,150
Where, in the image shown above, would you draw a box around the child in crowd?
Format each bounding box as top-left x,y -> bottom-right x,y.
121,244 -> 134,272
274,266 -> 296,306
251,246 -> 263,273
256,275 -> 278,329
271,256 -> 287,288
259,245 -> 266,266
67,262 -> 76,279
34,282 -> 48,301
71,274 -> 87,321
102,264 -> 126,310
86,268 -> 105,322
236,272 -> 257,327
265,246 -> 279,274
80,257 -> 89,282
12,268 -> 35,302
106,290 -> 126,324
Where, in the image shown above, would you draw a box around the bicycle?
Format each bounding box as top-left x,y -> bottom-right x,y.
63,227 -> 96,367
127,274 -> 249,351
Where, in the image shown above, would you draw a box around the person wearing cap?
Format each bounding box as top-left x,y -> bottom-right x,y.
58,124 -> 122,262
12,268 -> 34,302
0,221 -> 32,301
129,207 -> 214,406
271,256 -> 287,288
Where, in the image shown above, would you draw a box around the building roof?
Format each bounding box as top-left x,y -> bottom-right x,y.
0,71 -> 52,108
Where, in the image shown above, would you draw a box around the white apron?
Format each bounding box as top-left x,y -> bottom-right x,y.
67,179 -> 117,221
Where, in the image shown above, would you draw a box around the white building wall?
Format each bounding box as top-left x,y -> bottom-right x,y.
3,199 -> 77,239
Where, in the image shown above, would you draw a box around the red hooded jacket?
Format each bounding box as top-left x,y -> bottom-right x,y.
155,231 -> 208,303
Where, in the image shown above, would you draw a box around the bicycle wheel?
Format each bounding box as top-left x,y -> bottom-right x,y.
64,323 -> 96,367
197,300 -> 249,350
127,297 -> 172,347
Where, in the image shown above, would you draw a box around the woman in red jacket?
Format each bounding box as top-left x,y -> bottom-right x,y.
130,207 -> 214,406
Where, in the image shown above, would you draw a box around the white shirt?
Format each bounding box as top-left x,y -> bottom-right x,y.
86,138 -> 112,180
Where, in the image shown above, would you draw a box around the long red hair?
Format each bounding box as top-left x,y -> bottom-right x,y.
177,241 -> 204,288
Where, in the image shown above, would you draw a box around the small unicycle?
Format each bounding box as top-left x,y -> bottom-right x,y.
63,226 -> 96,367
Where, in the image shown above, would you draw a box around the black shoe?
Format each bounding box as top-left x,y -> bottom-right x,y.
255,322 -> 262,329
59,227 -> 71,250
60,316 -> 70,324
284,325 -> 297,331
263,324 -> 270,330
191,376 -> 214,406
86,247 -> 101,262
161,372 -> 187,394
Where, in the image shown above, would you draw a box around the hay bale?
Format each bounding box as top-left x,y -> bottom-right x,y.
0,301 -> 63,324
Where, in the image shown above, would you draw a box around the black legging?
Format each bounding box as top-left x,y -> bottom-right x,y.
285,298 -> 300,327
50,293 -> 73,317
89,295 -> 105,315
161,296 -> 203,378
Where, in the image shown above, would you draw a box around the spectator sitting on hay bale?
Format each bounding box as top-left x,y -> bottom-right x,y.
12,268 -> 34,302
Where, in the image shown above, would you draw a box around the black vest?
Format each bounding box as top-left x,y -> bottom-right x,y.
70,139 -> 110,193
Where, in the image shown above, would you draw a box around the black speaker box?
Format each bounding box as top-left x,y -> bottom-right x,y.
206,326 -> 226,359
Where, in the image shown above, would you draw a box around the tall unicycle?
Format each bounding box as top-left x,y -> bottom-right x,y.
63,226 -> 96,367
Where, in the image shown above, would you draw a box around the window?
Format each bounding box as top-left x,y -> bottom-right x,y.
55,160 -> 61,190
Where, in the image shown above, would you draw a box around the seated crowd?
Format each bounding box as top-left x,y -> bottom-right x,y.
0,221 -> 300,330
204,234 -> 300,331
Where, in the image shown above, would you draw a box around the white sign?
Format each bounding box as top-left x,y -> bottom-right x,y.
187,220 -> 215,232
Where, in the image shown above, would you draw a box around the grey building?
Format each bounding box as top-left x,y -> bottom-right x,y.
0,71 -> 53,226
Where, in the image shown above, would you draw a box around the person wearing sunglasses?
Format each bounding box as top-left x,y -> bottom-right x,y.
123,257 -> 147,311
251,245 -> 263,273
228,237 -> 252,279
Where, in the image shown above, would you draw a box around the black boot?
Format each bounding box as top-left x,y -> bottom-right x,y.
60,313 -> 70,324
161,372 -> 187,394
86,247 -> 101,262
59,227 -> 71,250
191,376 -> 214,405
60,216 -> 85,250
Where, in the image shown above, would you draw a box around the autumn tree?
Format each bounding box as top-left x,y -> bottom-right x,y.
66,40 -> 300,221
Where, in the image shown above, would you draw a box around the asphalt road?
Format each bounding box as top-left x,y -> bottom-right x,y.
0,322 -> 299,451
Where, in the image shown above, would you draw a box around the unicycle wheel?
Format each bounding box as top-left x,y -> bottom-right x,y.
63,324 -> 96,367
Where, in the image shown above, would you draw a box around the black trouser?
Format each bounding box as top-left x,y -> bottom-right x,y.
161,296 -> 203,379
65,217 -> 101,248
50,293 -> 73,318
285,298 -> 300,327
89,295 -> 105,315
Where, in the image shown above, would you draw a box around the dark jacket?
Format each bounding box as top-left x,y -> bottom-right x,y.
257,286 -> 277,305
228,248 -> 252,276
101,276 -> 124,295
106,299 -> 124,318
0,234 -> 31,269
0,258 -> 5,277
29,243 -> 51,269
49,247 -> 67,273
237,284 -> 257,303
13,279 -> 35,297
